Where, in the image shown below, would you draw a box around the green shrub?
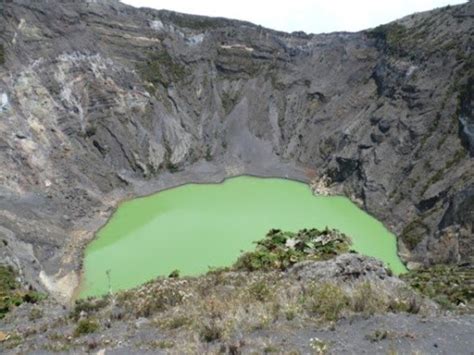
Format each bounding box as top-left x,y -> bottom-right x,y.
74,318 -> 99,337
284,305 -> 299,321
22,291 -> 46,304
234,250 -> 281,271
168,269 -> 180,278
0,265 -> 18,293
165,161 -> 179,173
0,266 -> 46,319
365,329 -> 390,342
234,228 -> 351,272
305,282 -> 349,321
352,281 -> 387,315
118,285 -> 184,317
71,296 -> 109,321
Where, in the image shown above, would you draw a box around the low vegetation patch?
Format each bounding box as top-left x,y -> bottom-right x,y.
400,219 -> 429,250
0,265 -> 45,319
233,228 -> 351,272
138,50 -> 187,91
366,23 -> 407,56
401,264 -> 474,312
302,280 -> 422,322
118,280 -> 186,317
74,318 -> 99,337
71,296 -> 110,321
304,282 -> 350,321
351,281 -> 388,315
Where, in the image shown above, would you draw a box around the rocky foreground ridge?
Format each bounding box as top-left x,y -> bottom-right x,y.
1,229 -> 473,353
0,0 -> 472,304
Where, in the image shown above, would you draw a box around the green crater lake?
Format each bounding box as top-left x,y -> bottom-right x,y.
81,176 -> 406,297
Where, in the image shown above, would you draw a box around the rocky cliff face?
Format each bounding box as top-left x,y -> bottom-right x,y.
0,0 -> 472,300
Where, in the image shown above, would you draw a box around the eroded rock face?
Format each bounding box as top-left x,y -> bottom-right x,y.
0,0 -> 472,299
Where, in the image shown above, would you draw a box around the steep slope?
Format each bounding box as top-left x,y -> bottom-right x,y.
0,0 -> 472,300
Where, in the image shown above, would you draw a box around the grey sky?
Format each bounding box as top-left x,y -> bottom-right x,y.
121,0 -> 466,34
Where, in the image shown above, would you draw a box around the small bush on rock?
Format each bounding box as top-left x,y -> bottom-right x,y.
234,228 -> 351,272
74,319 -> 99,337
304,282 -> 350,321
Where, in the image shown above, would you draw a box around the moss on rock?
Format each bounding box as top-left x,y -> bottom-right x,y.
401,219 -> 429,250
138,50 -> 187,91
